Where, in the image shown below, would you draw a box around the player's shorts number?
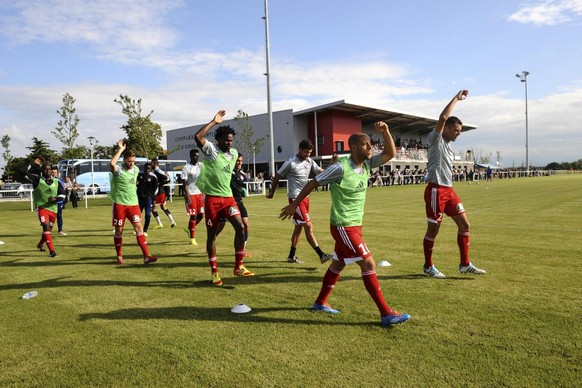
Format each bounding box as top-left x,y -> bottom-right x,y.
113,218 -> 124,227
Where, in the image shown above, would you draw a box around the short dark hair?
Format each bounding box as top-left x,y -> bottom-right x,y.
299,139 -> 314,150
144,162 -> 152,170
348,133 -> 369,148
189,148 -> 199,156
214,125 -> 236,140
445,116 -> 463,127
123,150 -> 136,159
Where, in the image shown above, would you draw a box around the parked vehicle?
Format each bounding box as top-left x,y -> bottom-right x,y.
0,182 -> 33,199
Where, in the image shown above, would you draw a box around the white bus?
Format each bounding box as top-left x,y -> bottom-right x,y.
57,158 -> 187,194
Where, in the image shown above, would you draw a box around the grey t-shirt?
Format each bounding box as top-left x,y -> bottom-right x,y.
277,155 -> 322,198
426,129 -> 454,187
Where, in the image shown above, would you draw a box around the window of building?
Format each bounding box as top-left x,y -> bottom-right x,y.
335,141 -> 344,152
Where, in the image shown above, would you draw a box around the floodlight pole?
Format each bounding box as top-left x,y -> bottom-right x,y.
252,145 -> 257,179
263,0 -> 275,178
515,71 -> 529,175
87,136 -> 96,198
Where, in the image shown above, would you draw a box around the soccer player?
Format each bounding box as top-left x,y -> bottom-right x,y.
151,158 -> 177,229
194,110 -> 254,286
182,148 -> 204,246
422,90 -> 486,278
136,162 -> 158,236
21,158 -> 65,257
280,122 -> 410,326
109,139 -> 157,265
267,139 -> 333,265
50,166 -> 67,236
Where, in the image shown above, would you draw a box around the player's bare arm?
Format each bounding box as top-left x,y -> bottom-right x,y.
436,90 -> 468,134
266,173 -> 282,199
195,110 -> 226,148
279,179 -> 319,220
374,121 -> 397,164
110,139 -> 126,172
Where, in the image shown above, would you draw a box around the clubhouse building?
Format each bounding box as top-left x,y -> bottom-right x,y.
166,100 -> 476,177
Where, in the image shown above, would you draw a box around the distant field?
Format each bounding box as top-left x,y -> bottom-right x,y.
1,175 -> 580,386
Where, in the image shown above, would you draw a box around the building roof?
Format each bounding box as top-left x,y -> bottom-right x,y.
294,100 -> 477,135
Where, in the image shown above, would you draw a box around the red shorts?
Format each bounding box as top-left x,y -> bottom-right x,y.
424,183 -> 465,224
37,208 -> 56,227
330,225 -> 371,264
289,197 -> 311,225
204,195 -> 240,228
185,194 -> 205,216
111,203 -> 142,227
154,192 -> 166,205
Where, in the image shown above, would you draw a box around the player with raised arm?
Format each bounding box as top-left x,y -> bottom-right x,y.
267,139 -> 333,265
194,110 -> 253,286
422,90 -> 486,278
109,139 -> 157,265
280,122 -> 410,326
21,157 -> 66,257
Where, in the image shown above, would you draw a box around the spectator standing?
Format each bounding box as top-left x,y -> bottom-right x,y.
71,182 -> 80,208
422,90 -> 486,278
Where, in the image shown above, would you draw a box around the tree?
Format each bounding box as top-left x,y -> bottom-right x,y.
233,110 -> 266,176
496,151 -> 502,167
53,93 -> 81,151
114,95 -> 163,159
94,143 -> 115,159
1,134 -> 11,171
26,137 -> 59,165
2,157 -> 27,182
471,146 -> 492,165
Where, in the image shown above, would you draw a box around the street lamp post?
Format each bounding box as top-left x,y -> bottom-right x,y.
515,71 -> 529,175
252,145 -> 256,180
87,136 -> 96,198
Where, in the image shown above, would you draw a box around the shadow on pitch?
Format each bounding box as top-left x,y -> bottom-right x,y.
78,305 -> 377,327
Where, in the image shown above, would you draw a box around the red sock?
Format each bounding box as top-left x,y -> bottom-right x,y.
136,233 -> 150,257
189,219 -> 196,238
45,231 -> 55,252
315,267 -> 341,305
457,232 -> 470,266
362,270 -> 390,317
38,233 -> 46,248
209,256 -> 218,273
235,250 -> 244,268
114,235 -> 122,257
423,235 -> 435,268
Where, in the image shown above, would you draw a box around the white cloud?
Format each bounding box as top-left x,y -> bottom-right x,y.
508,0 -> 582,25
0,0 -> 182,57
2,58 -> 582,169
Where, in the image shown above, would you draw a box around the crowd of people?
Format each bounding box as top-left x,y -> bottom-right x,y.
21,90 -> 488,327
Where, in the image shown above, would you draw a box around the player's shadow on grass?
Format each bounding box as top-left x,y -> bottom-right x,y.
0,276 -> 196,291
78,306 -> 375,327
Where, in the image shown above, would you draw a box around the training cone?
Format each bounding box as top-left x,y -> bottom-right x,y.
378,260 -> 392,267
231,304 -> 251,314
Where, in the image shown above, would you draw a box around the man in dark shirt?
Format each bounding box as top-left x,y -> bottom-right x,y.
136,162 -> 158,236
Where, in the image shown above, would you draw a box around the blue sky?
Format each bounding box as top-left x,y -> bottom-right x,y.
1,0 -> 581,170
